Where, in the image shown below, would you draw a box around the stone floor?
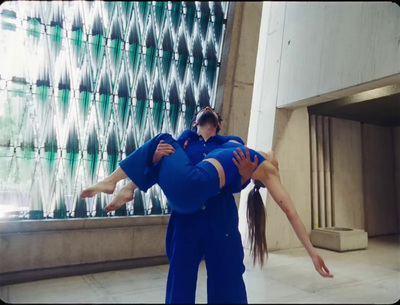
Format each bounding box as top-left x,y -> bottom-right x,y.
0,235 -> 399,304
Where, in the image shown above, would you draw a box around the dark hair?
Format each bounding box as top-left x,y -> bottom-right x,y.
191,107 -> 223,133
247,180 -> 268,267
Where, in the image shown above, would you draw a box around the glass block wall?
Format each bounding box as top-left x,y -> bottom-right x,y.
0,1 -> 229,219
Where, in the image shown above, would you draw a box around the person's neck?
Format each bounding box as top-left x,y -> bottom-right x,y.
197,124 -> 217,142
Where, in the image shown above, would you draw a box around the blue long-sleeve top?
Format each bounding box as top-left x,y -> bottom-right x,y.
177,130 -> 250,194
143,130 -> 250,213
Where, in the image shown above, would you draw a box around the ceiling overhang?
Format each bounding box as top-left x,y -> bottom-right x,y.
308,84 -> 400,127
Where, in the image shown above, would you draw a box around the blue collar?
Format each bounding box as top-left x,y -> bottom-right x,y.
186,130 -> 225,144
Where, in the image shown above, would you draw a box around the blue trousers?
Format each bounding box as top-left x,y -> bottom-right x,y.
165,198 -> 248,304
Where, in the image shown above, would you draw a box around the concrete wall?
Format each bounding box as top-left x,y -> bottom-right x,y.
214,2 -> 262,207
240,2 -> 400,250
362,124 -> 398,236
330,118 -> 365,230
310,116 -> 399,237
276,2 -> 400,108
215,1 -> 263,143
394,127 -> 400,232
0,216 -> 169,285
238,1 -> 283,246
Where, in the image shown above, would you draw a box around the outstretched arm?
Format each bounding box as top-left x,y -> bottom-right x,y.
253,161 -> 333,278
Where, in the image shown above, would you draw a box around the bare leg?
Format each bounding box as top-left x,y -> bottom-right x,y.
80,167 -> 128,198
203,158 -> 226,188
104,181 -> 137,212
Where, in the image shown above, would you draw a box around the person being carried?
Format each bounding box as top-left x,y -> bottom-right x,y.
81,115 -> 333,277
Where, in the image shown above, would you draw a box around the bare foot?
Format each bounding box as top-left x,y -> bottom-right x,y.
80,179 -> 116,198
104,185 -> 135,212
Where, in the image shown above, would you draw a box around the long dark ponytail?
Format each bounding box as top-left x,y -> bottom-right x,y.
247,179 -> 268,267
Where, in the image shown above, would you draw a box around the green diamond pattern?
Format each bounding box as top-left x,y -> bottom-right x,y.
0,1 -> 229,219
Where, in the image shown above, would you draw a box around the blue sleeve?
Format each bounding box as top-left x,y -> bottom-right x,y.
144,130 -> 191,176
176,130 -> 192,148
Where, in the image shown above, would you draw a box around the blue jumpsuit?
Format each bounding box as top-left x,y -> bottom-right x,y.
119,131 -> 265,303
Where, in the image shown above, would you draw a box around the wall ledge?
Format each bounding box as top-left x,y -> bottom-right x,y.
0,215 -> 170,234
0,255 -> 169,286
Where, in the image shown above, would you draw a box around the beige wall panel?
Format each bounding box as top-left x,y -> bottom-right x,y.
266,107 -> 311,250
362,124 -> 397,236
330,118 -> 364,230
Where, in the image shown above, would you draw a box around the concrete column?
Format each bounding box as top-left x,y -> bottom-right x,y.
310,115 -> 319,229
323,117 -> 333,227
237,2 -> 286,248
310,114 -> 334,229
215,2 -> 263,143
316,115 -> 326,228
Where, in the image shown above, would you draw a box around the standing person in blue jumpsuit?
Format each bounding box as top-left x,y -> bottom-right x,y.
81,107 -> 333,303
82,107 -> 255,303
